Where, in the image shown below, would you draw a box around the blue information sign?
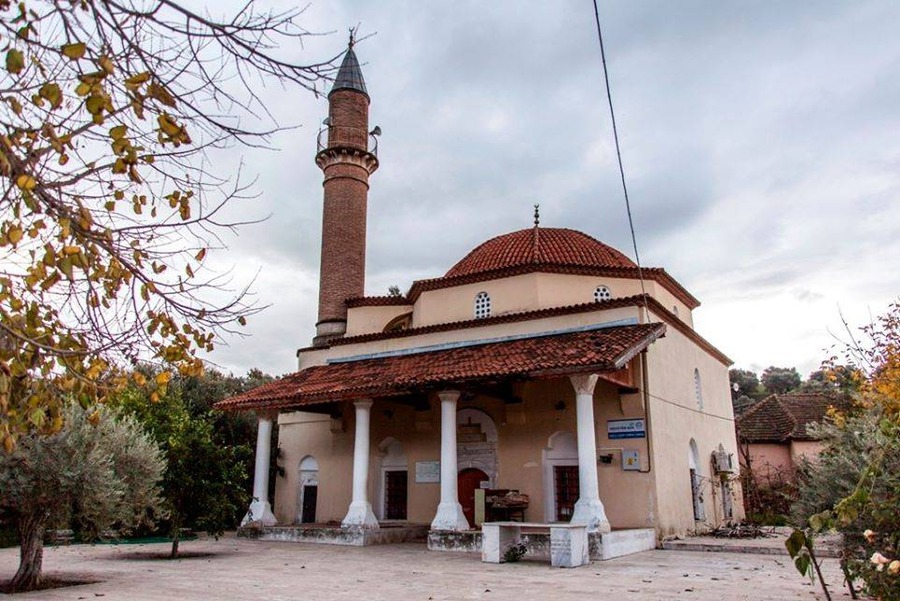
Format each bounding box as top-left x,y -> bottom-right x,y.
607,418 -> 646,439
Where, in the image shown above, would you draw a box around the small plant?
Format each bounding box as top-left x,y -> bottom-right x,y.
503,542 -> 527,563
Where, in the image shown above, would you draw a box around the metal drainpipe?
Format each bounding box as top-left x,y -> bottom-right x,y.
641,350 -> 653,474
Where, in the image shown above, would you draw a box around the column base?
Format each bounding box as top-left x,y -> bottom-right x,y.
430,501 -> 470,531
342,501 -> 379,529
571,498 -> 611,533
242,498 -> 276,527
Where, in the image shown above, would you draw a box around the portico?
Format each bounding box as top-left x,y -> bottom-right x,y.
232,320 -> 665,551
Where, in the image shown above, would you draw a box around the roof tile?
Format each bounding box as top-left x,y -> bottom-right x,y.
219,322 -> 665,412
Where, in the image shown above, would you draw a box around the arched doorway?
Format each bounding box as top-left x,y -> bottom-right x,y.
458,467 -> 489,526
297,455 -> 319,524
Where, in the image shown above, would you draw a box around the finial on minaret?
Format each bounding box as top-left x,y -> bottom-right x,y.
348,27 -> 356,48
533,203 -> 540,227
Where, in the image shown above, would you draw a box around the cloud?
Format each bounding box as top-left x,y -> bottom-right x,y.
196,1 -> 899,380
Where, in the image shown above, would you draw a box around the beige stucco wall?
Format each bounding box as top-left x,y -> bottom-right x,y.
409,272 -> 694,331
643,309 -> 744,537
345,304 -> 412,336
274,376 -> 656,529
299,305 -> 642,369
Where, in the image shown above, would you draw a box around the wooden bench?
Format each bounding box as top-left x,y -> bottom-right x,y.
481,522 -> 589,568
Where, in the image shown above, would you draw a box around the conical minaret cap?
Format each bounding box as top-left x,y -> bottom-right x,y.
330,45 -> 368,98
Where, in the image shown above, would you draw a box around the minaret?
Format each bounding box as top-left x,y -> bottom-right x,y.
313,39 -> 378,346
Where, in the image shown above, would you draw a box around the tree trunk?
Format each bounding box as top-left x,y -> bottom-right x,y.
10,515 -> 45,592
170,529 -> 180,559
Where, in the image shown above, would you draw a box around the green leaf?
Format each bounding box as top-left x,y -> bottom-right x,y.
808,511 -> 829,533
794,553 -> 811,577
785,529 -> 806,557
6,49 -> 24,74
109,125 -> 128,140
85,95 -> 105,115
39,82 -> 63,109
61,42 -> 86,60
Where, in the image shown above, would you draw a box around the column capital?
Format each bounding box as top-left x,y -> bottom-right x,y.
255,409 -> 278,422
353,398 -> 374,410
437,389 -> 461,404
569,373 -> 599,396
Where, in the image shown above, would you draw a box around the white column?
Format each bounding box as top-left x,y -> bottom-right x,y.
569,374 -> 611,533
430,390 -> 469,531
242,412 -> 277,526
342,399 -> 379,528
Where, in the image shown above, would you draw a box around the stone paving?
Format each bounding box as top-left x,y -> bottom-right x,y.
0,535 -> 847,600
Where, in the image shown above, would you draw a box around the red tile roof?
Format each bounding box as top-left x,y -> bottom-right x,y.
445,227 -> 636,278
218,322 -> 666,412
736,392 -> 848,443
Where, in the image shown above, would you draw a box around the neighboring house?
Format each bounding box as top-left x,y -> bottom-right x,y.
735,392 -> 845,486
217,42 -> 745,548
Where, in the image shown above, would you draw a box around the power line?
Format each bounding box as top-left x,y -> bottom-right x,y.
590,0 -> 649,316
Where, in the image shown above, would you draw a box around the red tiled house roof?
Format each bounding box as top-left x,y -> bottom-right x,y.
218,322 -> 666,412
736,392 -> 847,443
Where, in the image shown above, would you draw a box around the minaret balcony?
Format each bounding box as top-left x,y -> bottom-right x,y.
317,125 -> 379,157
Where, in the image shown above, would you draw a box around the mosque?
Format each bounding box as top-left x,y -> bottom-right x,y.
218,42 -> 744,553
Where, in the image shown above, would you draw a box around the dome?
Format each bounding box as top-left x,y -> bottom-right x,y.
445,227 -> 636,278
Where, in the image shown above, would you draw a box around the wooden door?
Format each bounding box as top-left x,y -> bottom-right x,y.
301,485 -> 317,524
457,468 -> 488,526
384,470 -> 408,520
554,465 -> 579,521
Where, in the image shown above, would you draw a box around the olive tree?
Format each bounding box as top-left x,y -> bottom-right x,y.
0,0 -> 336,447
0,404 -> 165,592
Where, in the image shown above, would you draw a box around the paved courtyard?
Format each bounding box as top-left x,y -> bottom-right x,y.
1,535 -> 846,600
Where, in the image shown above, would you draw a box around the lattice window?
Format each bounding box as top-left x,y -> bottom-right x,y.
474,291 -> 491,319
593,285 -> 612,302
384,470 -> 408,520
554,465 -> 579,521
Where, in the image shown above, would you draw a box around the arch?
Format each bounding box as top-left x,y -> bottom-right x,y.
688,439 -> 706,522
474,291 -> 491,319
375,438 -> 408,520
593,284 -> 612,302
456,408 -> 498,487
297,455 -> 319,524
542,430 -> 580,522
383,311 -> 412,333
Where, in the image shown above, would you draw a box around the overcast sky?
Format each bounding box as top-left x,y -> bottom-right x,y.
199,1 -> 899,380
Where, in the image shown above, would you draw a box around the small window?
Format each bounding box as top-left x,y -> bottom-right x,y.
593,285 -> 612,302
694,368 -> 703,410
673,305 -> 680,317
474,291 -> 491,319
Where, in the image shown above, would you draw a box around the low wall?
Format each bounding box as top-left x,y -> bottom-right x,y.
427,528 -> 656,561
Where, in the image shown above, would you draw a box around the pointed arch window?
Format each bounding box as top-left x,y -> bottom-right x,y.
474,291 -> 491,319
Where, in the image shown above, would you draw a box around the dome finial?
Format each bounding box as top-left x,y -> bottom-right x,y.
533,203 -> 540,227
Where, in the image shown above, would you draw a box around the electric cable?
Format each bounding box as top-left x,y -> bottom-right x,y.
591,0 -> 650,317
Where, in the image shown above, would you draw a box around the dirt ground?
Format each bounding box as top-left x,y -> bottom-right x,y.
0,535 -> 848,600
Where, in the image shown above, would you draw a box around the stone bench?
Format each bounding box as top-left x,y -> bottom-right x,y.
481,522 -> 589,568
